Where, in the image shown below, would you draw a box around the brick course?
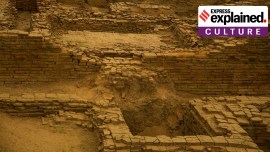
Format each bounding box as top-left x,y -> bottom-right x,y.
143,37 -> 270,95
0,30 -> 100,84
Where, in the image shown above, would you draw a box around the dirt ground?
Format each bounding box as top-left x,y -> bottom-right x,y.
0,113 -> 98,152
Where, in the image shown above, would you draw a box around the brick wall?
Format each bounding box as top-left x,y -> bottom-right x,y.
0,0 -> 16,30
184,104 -> 216,136
49,15 -> 171,34
0,31 -> 100,84
16,0 -> 38,11
143,37 -> 270,95
0,93 -> 264,151
0,93 -> 90,116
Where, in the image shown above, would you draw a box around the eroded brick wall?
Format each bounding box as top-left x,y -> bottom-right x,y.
0,31 -> 100,84
184,104 -> 216,136
0,93 -> 90,116
143,38 -> 270,95
49,13 -> 171,34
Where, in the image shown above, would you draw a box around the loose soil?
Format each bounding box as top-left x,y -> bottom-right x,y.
122,99 -> 186,137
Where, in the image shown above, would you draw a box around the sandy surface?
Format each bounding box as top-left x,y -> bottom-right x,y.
62,31 -> 166,49
0,113 -> 98,152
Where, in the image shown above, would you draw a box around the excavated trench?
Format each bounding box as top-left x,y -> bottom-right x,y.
121,99 -> 204,137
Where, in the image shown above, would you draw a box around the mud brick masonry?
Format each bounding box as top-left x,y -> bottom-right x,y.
0,93 -> 269,151
0,29 -> 269,94
0,30 -> 100,83
143,37 -> 270,95
0,0 -> 270,151
0,0 -> 269,95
